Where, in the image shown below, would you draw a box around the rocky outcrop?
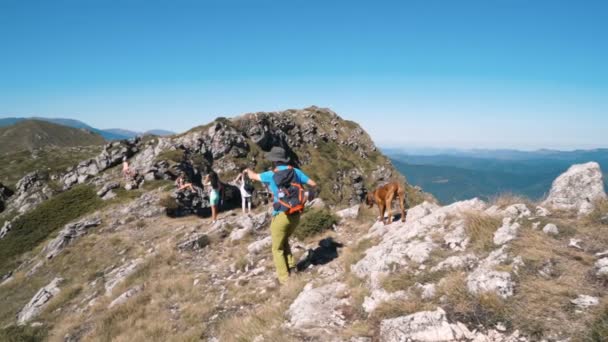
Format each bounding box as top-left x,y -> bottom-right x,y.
109,285 -> 144,308
493,218 -> 520,245
177,233 -> 210,251
43,218 -> 102,259
286,282 -> 350,331
467,247 -> 514,299
542,162 -> 607,215
336,205 -> 360,220
61,138 -> 140,190
17,277 -> 63,325
352,199 -> 487,312
6,171 -> 53,214
380,308 -> 473,342
105,259 -> 144,295
380,308 -> 524,342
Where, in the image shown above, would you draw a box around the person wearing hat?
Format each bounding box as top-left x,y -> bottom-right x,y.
244,146 -> 317,285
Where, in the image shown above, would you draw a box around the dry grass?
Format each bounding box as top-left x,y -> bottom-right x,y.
436,272 -> 510,329
215,276 -> 307,342
342,237 -> 380,272
490,193 -> 535,209
462,211 -> 502,253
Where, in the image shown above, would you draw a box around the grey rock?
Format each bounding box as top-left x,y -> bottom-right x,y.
109,285 -> 144,308
43,218 -> 102,259
493,217 -> 519,245
336,205 -> 360,220
467,269 -> 514,299
569,238 -> 583,250
379,308 -> 473,342
248,236 -> 272,255
177,233 -> 210,251
97,182 -> 120,197
542,162 -> 607,215
286,282 -> 350,331
542,223 -> 559,235
571,295 -> 599,310
17,277 -> 63,325
594,257 -> 608,277
105,259 -> 144,295
7,172 -> 53,215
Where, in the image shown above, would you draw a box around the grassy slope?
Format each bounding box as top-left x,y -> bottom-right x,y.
0,146 -> 102,189
0,120 -> 105,155
0,185 -> 103,277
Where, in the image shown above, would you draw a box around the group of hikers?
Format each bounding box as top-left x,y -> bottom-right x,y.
167,146 -> 318,285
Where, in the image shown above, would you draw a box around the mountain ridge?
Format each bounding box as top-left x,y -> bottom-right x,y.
0,117 -> 174,141
0,120 -> 105,155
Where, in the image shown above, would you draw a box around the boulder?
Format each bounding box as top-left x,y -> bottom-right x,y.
97,182 -> 120,197
542,162 -> 607,215
379,308 -> 473,342
247,236 -> 272,255
336,205 -> 360,220
571,295 -> 599,311
17,277 -> 63,325
43,218 -> 102,259
286,282 -> 350,331
8,172 -> 53,214
177,233 -> 210,251
493,218 -> 519,245
109,285 -> 144,308
594,257 -> 608,277
467,270 -> 514,299
542,223 -> 559,235
466,247 -> 514,298
306,198 -> 327,210
105,259 -> 144,295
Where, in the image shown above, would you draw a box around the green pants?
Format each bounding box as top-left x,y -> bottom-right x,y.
270,212 -> 300,284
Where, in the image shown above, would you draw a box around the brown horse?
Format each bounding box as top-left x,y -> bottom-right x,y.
366,181 -> 407,225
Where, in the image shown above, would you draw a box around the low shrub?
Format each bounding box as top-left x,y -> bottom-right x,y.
293,208 -> 338,240
0,185 -> 102,276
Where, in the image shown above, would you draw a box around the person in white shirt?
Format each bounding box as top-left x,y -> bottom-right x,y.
234,170 -> 253,214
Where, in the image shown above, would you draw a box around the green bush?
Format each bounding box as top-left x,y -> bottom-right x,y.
0,324 -> 47,342
0,185 -> 102,276
293,209 -> 338,240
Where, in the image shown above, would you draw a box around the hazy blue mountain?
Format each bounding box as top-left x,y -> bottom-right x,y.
145,129 -> 174,136
103,128 -> 140,138
388,148 -> 608,204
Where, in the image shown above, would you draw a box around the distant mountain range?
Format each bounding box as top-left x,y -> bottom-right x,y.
0,120 -> 105,155
0,117 -> 175,141
386,148 -> 608,204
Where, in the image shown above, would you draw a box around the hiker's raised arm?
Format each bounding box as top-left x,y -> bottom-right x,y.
306,179 -> 317,187
244,168 -> 261,182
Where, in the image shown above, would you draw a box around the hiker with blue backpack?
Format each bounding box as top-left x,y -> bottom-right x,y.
245,146 -> 318,285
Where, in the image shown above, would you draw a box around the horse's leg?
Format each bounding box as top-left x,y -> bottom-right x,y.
385,192 -> 395,224
399,189 -> 406,222
378,202 -> 386,224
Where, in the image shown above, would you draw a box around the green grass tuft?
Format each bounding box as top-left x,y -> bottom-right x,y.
0,185 -> 102,276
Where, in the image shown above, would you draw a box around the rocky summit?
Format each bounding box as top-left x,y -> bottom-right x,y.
0,108 -> 607,342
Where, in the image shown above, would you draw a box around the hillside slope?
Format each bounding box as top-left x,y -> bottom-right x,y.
1,155 -> 607,341
0,120 -> 105,155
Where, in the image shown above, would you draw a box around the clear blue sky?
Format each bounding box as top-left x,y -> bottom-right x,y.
1,0 -> 606,150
